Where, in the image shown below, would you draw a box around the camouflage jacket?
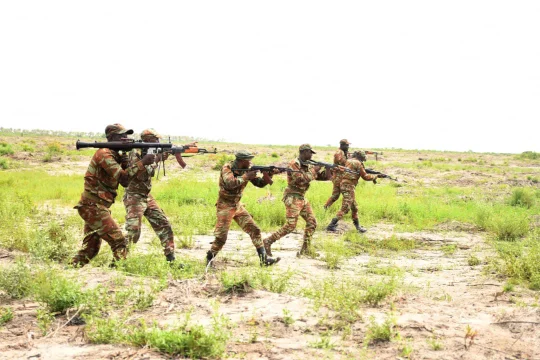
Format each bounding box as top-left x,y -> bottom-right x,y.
217,161 -> 269,204
283,158 -> 328,198
341,159 -> 376,186
332,149 -> 348,183
81,148 -> 145,206
125,150 -> 158,196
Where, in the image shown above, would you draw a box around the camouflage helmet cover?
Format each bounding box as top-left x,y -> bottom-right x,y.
299,144 -> 316,154
353,150 -> 367,160
235,150 -> 255,160
140,128 -> 162,141
105,123 -> 134,137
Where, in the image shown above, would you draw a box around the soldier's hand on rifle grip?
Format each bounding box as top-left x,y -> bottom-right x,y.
312,166 -> 322,174
272,168 -> 281,175
141,154 -> 156,165
243,170 -> 258,181
120,153 -> 129,170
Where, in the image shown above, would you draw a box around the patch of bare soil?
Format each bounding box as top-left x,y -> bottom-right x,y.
2,225 -> 539,359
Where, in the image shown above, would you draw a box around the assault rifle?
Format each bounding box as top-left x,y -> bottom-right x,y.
232,165 -> 301,173
302,160 -> 358,175
365,168 -> 401,183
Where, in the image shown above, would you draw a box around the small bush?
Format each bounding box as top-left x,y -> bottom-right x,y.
508,188 -> 535,209
0,307 -> 14,326
46,141 -> 63,155
271,152 -> 279,158
212,154 -> 234,171
29,222 -> 76,262
21,144 -> 35,152
0,144 -> 14,156
491,214 -> 529,241
519,151 -> 539,160
0,158 -> 8,169
0,259 -> 33,299
33,271 -> 84,313
365,314 -> 397,344
468,255 -> 481,266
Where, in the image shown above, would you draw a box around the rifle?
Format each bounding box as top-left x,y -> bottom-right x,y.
365,168 -> 400,182
302,160 -> 358,175
167,146 -> 217,156
232,165 -> 301,173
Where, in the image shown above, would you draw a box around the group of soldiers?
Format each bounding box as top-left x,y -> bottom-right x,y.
71,124 -> 385,268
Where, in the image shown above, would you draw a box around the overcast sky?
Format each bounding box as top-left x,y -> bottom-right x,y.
0,1 -> 538,153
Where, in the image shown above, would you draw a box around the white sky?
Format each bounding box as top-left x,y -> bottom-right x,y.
0,1 -> 538,153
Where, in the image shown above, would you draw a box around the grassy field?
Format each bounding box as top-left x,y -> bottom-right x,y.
0,130 -> 539,359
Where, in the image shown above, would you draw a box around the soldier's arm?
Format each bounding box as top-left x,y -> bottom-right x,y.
98,150 -> 145,186
221,166 -> 250,190
289,161 -> 315,186
359,164 -> 376,181
250,175 -> 270,188
335,151 -> 347,166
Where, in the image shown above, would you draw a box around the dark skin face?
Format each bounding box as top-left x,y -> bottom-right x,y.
340,143 -> 349,152
299,149 -> 313,162
107,133 -> 126,142
236,159 -> 251,169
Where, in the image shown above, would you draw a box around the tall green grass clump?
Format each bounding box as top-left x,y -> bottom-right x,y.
33,270 -> 85,313
219,267 -> 295,294
0,158 -> 8,169
0,143 -> 14,156
0,258 -> 33,299
508,188 -> 535,209
29,221 -> 78,262
475,206 -> 529,241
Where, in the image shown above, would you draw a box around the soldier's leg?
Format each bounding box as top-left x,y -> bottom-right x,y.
124,194 -> 147,245
145,195 -> 175,257
72,201 -> 127,266
299,200 -> 317,253
324,181 -> 341,208
233,204 -> 263,249
336,185 -> 354,221
210,202 -> 236,254
264,196 -> 302,244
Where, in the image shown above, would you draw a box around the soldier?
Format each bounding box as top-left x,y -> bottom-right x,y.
123,129 -> 189,264
72,124 -> 156,267
263,144 -> 329,257
323,139 -> 351,209
206,150 -> 280,267
326,151 -> 383,233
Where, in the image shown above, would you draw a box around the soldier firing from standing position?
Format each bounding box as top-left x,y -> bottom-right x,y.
263,144 -> 330,257
123,129 -> 194,264
71,124 -> 156,267
324,139 -> 350,209
206,150 -> 280,267
326,150 -> 383,233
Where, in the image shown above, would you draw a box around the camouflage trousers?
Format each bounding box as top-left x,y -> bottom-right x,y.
72,198 -> 127,267
336,183 -> 358,220
324,178 -> 342,207
123,193 -> 174,256
211,201 -> 263,253
265,195 -> 317,245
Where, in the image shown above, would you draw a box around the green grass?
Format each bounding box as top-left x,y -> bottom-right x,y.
0,307 -> 14,326
33,270 -> 85,313
0,258 -> 33,299
365,313 -> 398,344
219,266 -> 295,294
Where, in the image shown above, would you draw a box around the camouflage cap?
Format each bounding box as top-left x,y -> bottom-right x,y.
235,150 -> 255,160
140,128 -> 162,141
299,144 -> 316,154
105,123 -> 134,137
340,139 -> 351,145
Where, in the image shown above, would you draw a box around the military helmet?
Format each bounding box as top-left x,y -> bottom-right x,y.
235,150 -> 254,160
353,150 -> 367,161
140,129 -> 162,141
105,123 -> 134,137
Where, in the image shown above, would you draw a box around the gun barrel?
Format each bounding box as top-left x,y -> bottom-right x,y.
76,141 -> 173,151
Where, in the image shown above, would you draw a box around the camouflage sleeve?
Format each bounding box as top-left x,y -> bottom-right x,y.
289,160 -> 315,186
358,163 -> 376,181
335,151 -> 347,166
221,166 -> 247,190
315,168 -> 330,181
250,177 -> 268,188
98,150 -> 144,184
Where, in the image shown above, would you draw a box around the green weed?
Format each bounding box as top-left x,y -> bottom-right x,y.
467,254 -> 481,266
427,336 -> 444,350
36,308 -> 55,335
309,332 -> 335,349
0,258 -> 33,299
0,307 -> 14,326
282,308 -> 295,327
441,244 -> 457,256
0,158 -> 8,169
33,270 -> 84,313
509,188 -> 535,209
365,314 -> 398,344
0,143 -> 14,156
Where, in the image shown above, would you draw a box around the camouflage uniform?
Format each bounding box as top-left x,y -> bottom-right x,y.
123,147 -> 175,257
327,151 -> 377,233
72,124 -> 147,267
210,159 -> 270,254
324,139 -> 350,208
335,158 -> 376,220
264,145 -> 328,255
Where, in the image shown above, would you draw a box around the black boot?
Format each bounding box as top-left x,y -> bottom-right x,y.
353,219 -> 367,233
206,250 -> 217,266
326,217 -> 339,232
166,253 -> 185,269
257,247 -> 280,267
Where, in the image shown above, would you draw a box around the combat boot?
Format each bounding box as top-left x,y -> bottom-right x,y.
257,247 -> 280,267
353,219 -> 367,233
206,250 -> 217,266
166,253 -> 185,269
263,238 -> 273,257
326,217 -> 339,232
